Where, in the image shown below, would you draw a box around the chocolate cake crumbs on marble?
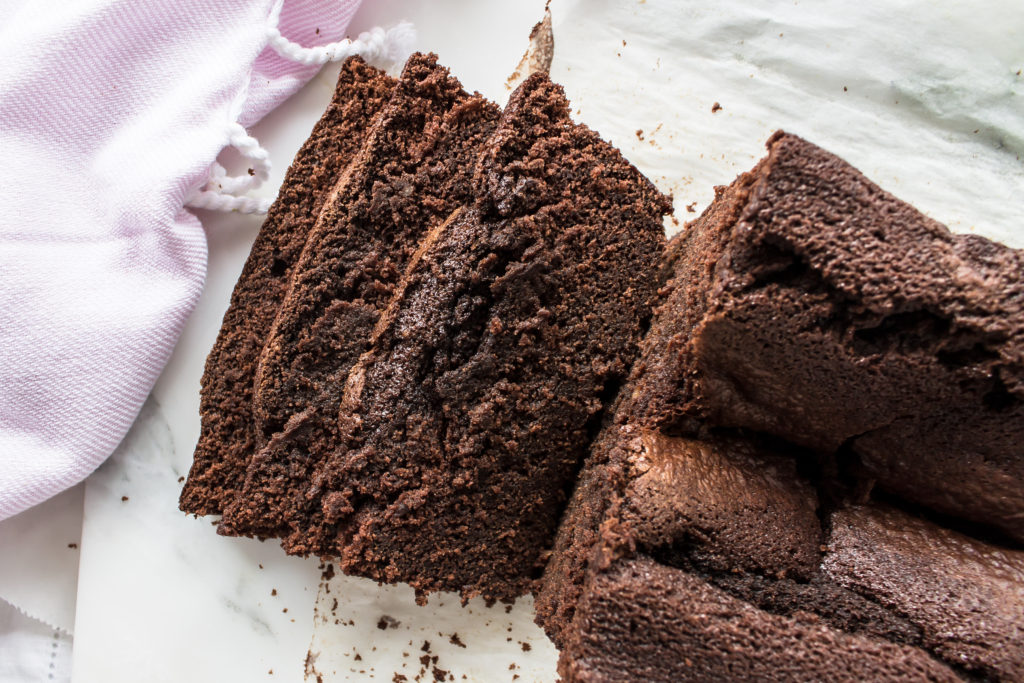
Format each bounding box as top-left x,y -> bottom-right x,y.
180,57 -> 394,517
290,72 -> 669,602
219,53 -> 502,538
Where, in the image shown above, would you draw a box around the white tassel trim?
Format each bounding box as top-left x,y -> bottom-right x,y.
186,8 -> 416,216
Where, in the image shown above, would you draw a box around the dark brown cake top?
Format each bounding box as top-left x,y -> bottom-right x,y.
630,131 -> 1024,540
824,504 -> 1024,680
561,557 -> 959,683
622,430 -> 822,580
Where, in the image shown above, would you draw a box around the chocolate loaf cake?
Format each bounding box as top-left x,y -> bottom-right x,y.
218,54 -> 502,537
631,131 -> 1024,541
290,73 -> 670,602
540,420 -> 1022,679
179,58 -> 395,516
537,136 -> 1024,680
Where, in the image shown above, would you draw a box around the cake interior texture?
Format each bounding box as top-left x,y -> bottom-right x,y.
536,132 -> 1024,681
295,72 -> 669,602
218,53 -> 503,539
179,57 -> 395,517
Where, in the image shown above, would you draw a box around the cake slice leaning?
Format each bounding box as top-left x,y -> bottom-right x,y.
291,72 -> 671,603
179,57 -> 395,517
217,53 -> 503,537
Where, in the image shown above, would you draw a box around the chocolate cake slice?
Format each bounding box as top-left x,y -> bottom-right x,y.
538,137 -> 1024,680
823,504 -> 1024,680
179,58 -> 395,516
632,131 -> 1024,541
564,558 -> 958,682
291,72 -> 670,602
218,54 -> 502,537
539,416 -> 1019,679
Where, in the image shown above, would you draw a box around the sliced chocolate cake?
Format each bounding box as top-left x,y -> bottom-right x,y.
824,504 -> 1024,680
537,135 -> 1024,680
630,131 -> 1024,541
289,73 -> 670,602
217,54 -> 503,537
179,58 -> 395,517
564,558 -> 959,682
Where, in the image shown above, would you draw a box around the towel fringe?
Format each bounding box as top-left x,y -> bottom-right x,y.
186,10 -> 415,216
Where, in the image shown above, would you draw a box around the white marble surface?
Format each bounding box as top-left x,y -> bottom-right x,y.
68,0 -> 1023,682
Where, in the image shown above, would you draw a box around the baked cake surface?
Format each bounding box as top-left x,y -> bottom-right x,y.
538,135 -> 1024,680
291,73 -> 670,602
632,131 -> 1024,540
218,53 -> 502,537
563,557 -> 958,682
179,58 -> 395,517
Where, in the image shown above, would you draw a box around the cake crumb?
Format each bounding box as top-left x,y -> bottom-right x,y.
635,129 -> 644,141
378,615 -> 401,630
121,496 -> 129,502
711,102 -> 722,113
177,476 -> 184,483
521,642 -> 532,652
271,589 -> 277,596
686,202 -> 697,213
68,543 -> 78,549
448,633 -> 466,648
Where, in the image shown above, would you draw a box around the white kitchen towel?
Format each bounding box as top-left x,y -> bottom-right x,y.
0,0 -> 413,521
0,600 -> 73,683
